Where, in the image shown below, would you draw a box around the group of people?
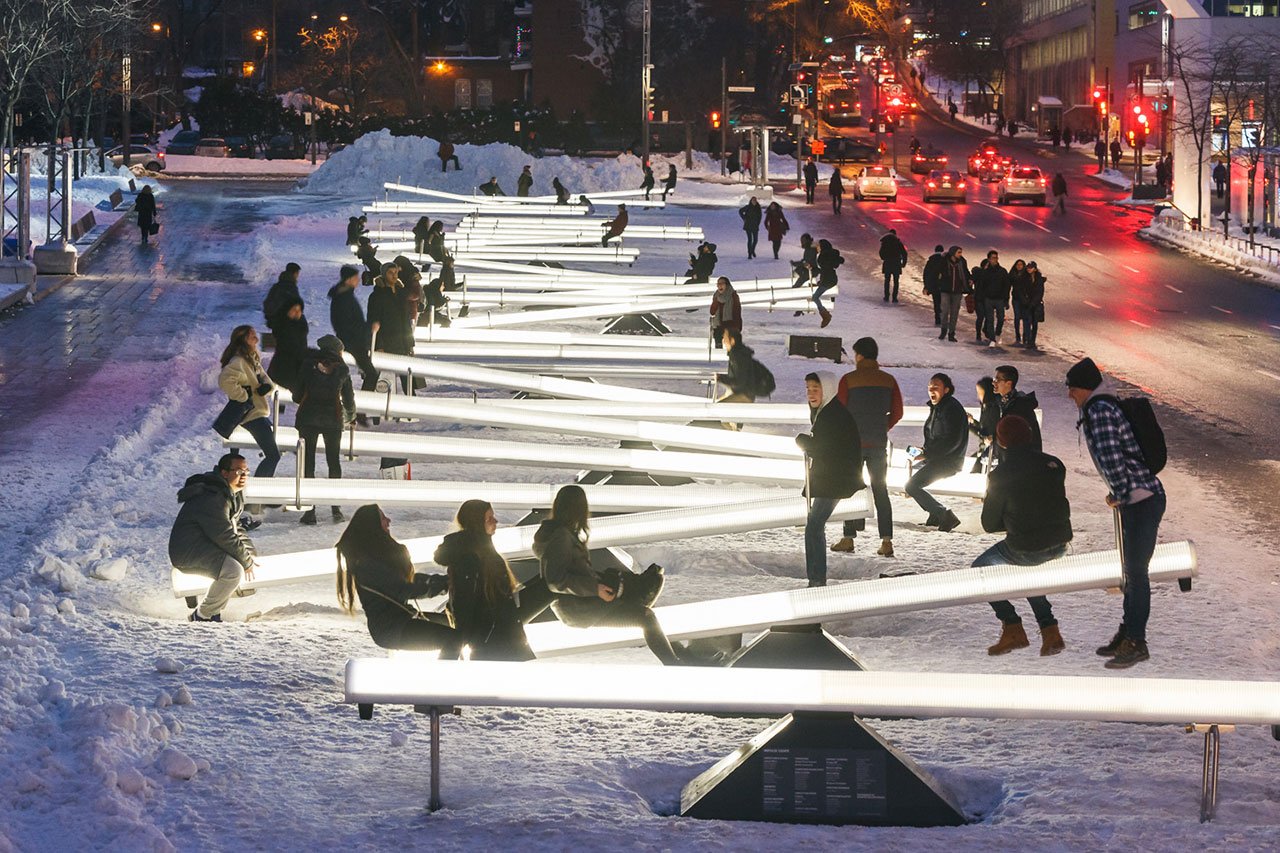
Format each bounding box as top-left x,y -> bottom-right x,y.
792,338 -> 1165,669
802,157 -> 847,215
738,196 -> 791,260
921,244 -> 1047,349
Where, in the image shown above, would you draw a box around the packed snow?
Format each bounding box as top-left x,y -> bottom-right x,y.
0,133 -> 1277,851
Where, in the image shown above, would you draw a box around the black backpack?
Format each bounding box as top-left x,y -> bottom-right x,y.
1091,394 -> 1167,475
751,359 -> 776,399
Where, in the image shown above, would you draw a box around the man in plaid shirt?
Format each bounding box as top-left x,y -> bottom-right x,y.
1067,357 -> 1166,669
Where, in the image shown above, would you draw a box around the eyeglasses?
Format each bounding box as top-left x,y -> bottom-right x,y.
225,468 -> 250,477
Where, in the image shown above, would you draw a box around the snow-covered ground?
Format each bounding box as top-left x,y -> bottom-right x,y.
1,136 -> 1278,850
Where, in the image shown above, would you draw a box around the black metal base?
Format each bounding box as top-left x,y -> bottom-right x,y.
575,468 -> 695,486
681,712 -> 968,827
602,313 -> 672,335
725,624 -> 867,671
786,334 -> 844,362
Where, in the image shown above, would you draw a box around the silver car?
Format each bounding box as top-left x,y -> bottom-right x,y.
998,166 -> 1047,205
922,169 -> 967,204
106,144 -> 165,171
194,137 -> 229,157
854,165 -> 898,202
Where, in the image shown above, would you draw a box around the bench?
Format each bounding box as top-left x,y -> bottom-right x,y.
171,492 -> 876,600
345,641 -> 1265,822
68,211 -> 97,243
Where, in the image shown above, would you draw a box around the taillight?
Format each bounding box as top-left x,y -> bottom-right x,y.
958,182 -> 966,188
940,157 -> 948,162
1040,178 -> 1047,186
927,181 -> 937,188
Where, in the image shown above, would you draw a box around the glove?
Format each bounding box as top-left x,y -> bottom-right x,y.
795,433 -> 813,451
256,382 -> 272,397
424,574 -> 450,597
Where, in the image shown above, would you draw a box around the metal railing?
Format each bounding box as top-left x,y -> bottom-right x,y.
1153,212 -> 1280,268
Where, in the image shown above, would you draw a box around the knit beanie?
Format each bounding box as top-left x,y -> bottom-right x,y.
1065,357 -> 1103,390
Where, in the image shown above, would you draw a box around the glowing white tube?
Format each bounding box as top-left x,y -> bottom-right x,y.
172,494 -> 874,598
409,287 -> 792,309
405,342 -> 725,364
412,328 -> 711,350
403,397 -> 811,422
448,288 -> 839,329
383,182 -> 669,208
375,244 -> 641,263
364,203 -> 587,217
342,391 -> 796,458
243,479 -> 792,510
358,352 -> 699,401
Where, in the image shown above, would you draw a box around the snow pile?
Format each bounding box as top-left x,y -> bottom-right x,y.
1142,217 -> 1280,288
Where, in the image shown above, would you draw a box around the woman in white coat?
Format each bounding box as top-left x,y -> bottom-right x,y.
217,325 -> 281,482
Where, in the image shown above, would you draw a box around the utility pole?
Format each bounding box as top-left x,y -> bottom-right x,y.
641,0 -> 652,161
720,57 -> 728,176
271,0 -> 278,92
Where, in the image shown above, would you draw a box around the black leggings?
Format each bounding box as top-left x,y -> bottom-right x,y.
299,426 -> 342,479
552,596 -> 679,664
391,618 -> 460,653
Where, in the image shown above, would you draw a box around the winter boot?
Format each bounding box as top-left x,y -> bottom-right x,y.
331,506 -> 345,523
1039,624 -> 1065,656
936,510 -> 962,532
1104,637 -> 1150,669
830,537 -> 856,553
923,512 -> 942,527
300,509 -> 317,525
987,621 -> 1030,655
1095,623 -> 1127,657
876,539 -> 895,557
640,563 -> 665,606
938,329 -> 947,340
819,307 -> 833,328
189,610 -> 223,623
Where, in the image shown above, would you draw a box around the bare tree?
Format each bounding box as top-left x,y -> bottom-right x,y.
0,0 -> 60,148
1166,32 -> 1222,228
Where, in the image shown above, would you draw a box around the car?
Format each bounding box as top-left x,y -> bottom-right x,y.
822,88 -> 862,126
922,169 -> 967,204
105,144 -> 165,172
979,154 -> 1016,183
265,134 -> 306,160
165,130 -> 202,155
818,137 -> 880,163
223,135 -> 254,158
194,137 -> 229,157
910,146 -> 948,174
967,139 -> 1002,175
997,166 -> 1048,205
853,165 -> 898,201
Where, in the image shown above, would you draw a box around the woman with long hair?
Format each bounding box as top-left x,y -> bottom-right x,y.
968,376 -> 1000,472
532,485 -> 681,665
336,504 -> 458,652
217,325 -> 281,481
433,500 -> 549,661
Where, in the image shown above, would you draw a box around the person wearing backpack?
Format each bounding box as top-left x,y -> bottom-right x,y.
717,327 -> 773,413
1067,357 -> 1166,670
832,337 -> 903,557
293,335 -> 356,524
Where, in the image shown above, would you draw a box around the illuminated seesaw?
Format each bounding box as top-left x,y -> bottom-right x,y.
383,182 -> 669,209
393,246 -> 642,264
448,287 -> 838,329
403,341 -> 726,365
422,287 -> 812,311
436,276 -> 794,301
171,494 -> 875,599
456,221 -> 703,238
222,427 -> 987,498
446,258 -> 685,283
243,479 -> 792,511
413,326 -> 712,350
364,202 -> 588,217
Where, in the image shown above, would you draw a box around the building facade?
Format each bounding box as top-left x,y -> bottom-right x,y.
1005,0 -> 1116,135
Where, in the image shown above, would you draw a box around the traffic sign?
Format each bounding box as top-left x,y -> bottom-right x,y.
727,86 -> 756,93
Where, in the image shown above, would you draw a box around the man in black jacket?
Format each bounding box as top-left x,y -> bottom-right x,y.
922,244 -> 945,325
973,416 -> 1071,656
879,229 -> 908,302
796,372 -> 864,586
328,265 -> 378,398
169,453 -> 257,622
803,158 -> 819,203
979,250 -> 1010,345
993,365 -> 1041,456
938,246 -> 970,342
904,373 -> 968,531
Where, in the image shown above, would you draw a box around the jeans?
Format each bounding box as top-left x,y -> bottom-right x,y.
883,272 -> 900,301
973,541 -> 1068,628
845,446 -> 892,540
1011,301 -> 1025,341
1023,305 -> 1040,347
975,299 -> 990,340
746,229 -> 759,258
198,554 -> 244,619
812,279 -> 836,311
904,460 -> 956,518
439,155 -> 460,172
931,291 -> 942,325
240,417 -> 281,479
350,347 -> 378,393
805,497 -> 839,585
981,300 -> 1005,340
1119,493 -> 1165,643
831,194 -> 843,215
939,292 -> 963,337
805,183 -> 816,203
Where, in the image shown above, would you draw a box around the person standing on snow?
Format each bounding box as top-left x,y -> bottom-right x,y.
329,265 -> 377,400
923,244 -> 946,326
739,196 -> 763,259
136,184 -> 157,246
764,201 -> 789,259
709,276 -> 742,349
169,452 -> 258,623
517,165 -> 533,197
293,335 -> 355,525
795,371 -> 864,587
828,170 -> 845,215
265,294 -> 308,397
879,228 -> 908,303
803,157 -> 819,204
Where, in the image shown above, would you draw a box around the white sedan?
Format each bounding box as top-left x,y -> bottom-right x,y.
105,144 -> 165,171
194,137 -> 229,157
853,165 -> 898,202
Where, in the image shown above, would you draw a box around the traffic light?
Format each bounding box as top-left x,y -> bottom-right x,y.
644,87 -> 654,122
1092,87 -> 1107,117
710,111 -> 721,130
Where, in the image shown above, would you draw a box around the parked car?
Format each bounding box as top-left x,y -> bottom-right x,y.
909,146 -> 948,175
922,169 -> 967,204
853,165 -> 898,202
818,136 -> 880,164
194,137 -> 229,157
265,134 -> 306,160
224,135 -> 254,158
823,88 -> 862,126
106,144 -> 165,172
165,130 -> 202,155
997,166 -> 1048,205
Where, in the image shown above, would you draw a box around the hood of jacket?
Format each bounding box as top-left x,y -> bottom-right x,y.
177,471 -> 232,504
809,370 -> 840,420
434,529 -> 485,567
531,517 -> 574,558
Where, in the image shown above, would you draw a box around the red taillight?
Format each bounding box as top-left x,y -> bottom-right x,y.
1040,178 -> 1047,186
158,152 -> 165,159
940,157 -> 948,162
914,155 -> 922,161
927,181 -> 937,188
958,182 -> 966,188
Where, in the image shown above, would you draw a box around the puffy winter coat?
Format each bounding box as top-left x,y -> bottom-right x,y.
218,354 -> 273,424
168,472 -> 254,577
266,312 -> 309,394
532,519 -> 598,598
922,251 -> 947,295
328,283 -> 370,354
367,283 -> 415,355
879,234 -> 907,275
796,372 -> 865,500
293,350 -> 355,431
980,263 -> 1011,304
999,391 -> 1042,453
739,201 -> 763,232
921,393 -> 969,472
725,342 -> 762,398
765,206 -> 790,242
981,447 -> 1073,552
347,546 -> 449,650
434,531 -> 534,662
836,359 -> 903,449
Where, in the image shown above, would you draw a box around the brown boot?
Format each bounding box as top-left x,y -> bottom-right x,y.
987,621 -> 1030,656
1039,624 -> 1065,656
830,537 -> 855,553
876,539 -> 894,557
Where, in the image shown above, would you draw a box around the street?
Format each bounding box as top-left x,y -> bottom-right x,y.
817,89 -> 1280,536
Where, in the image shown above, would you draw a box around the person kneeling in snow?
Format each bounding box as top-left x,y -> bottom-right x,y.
169,452 -> 258,623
